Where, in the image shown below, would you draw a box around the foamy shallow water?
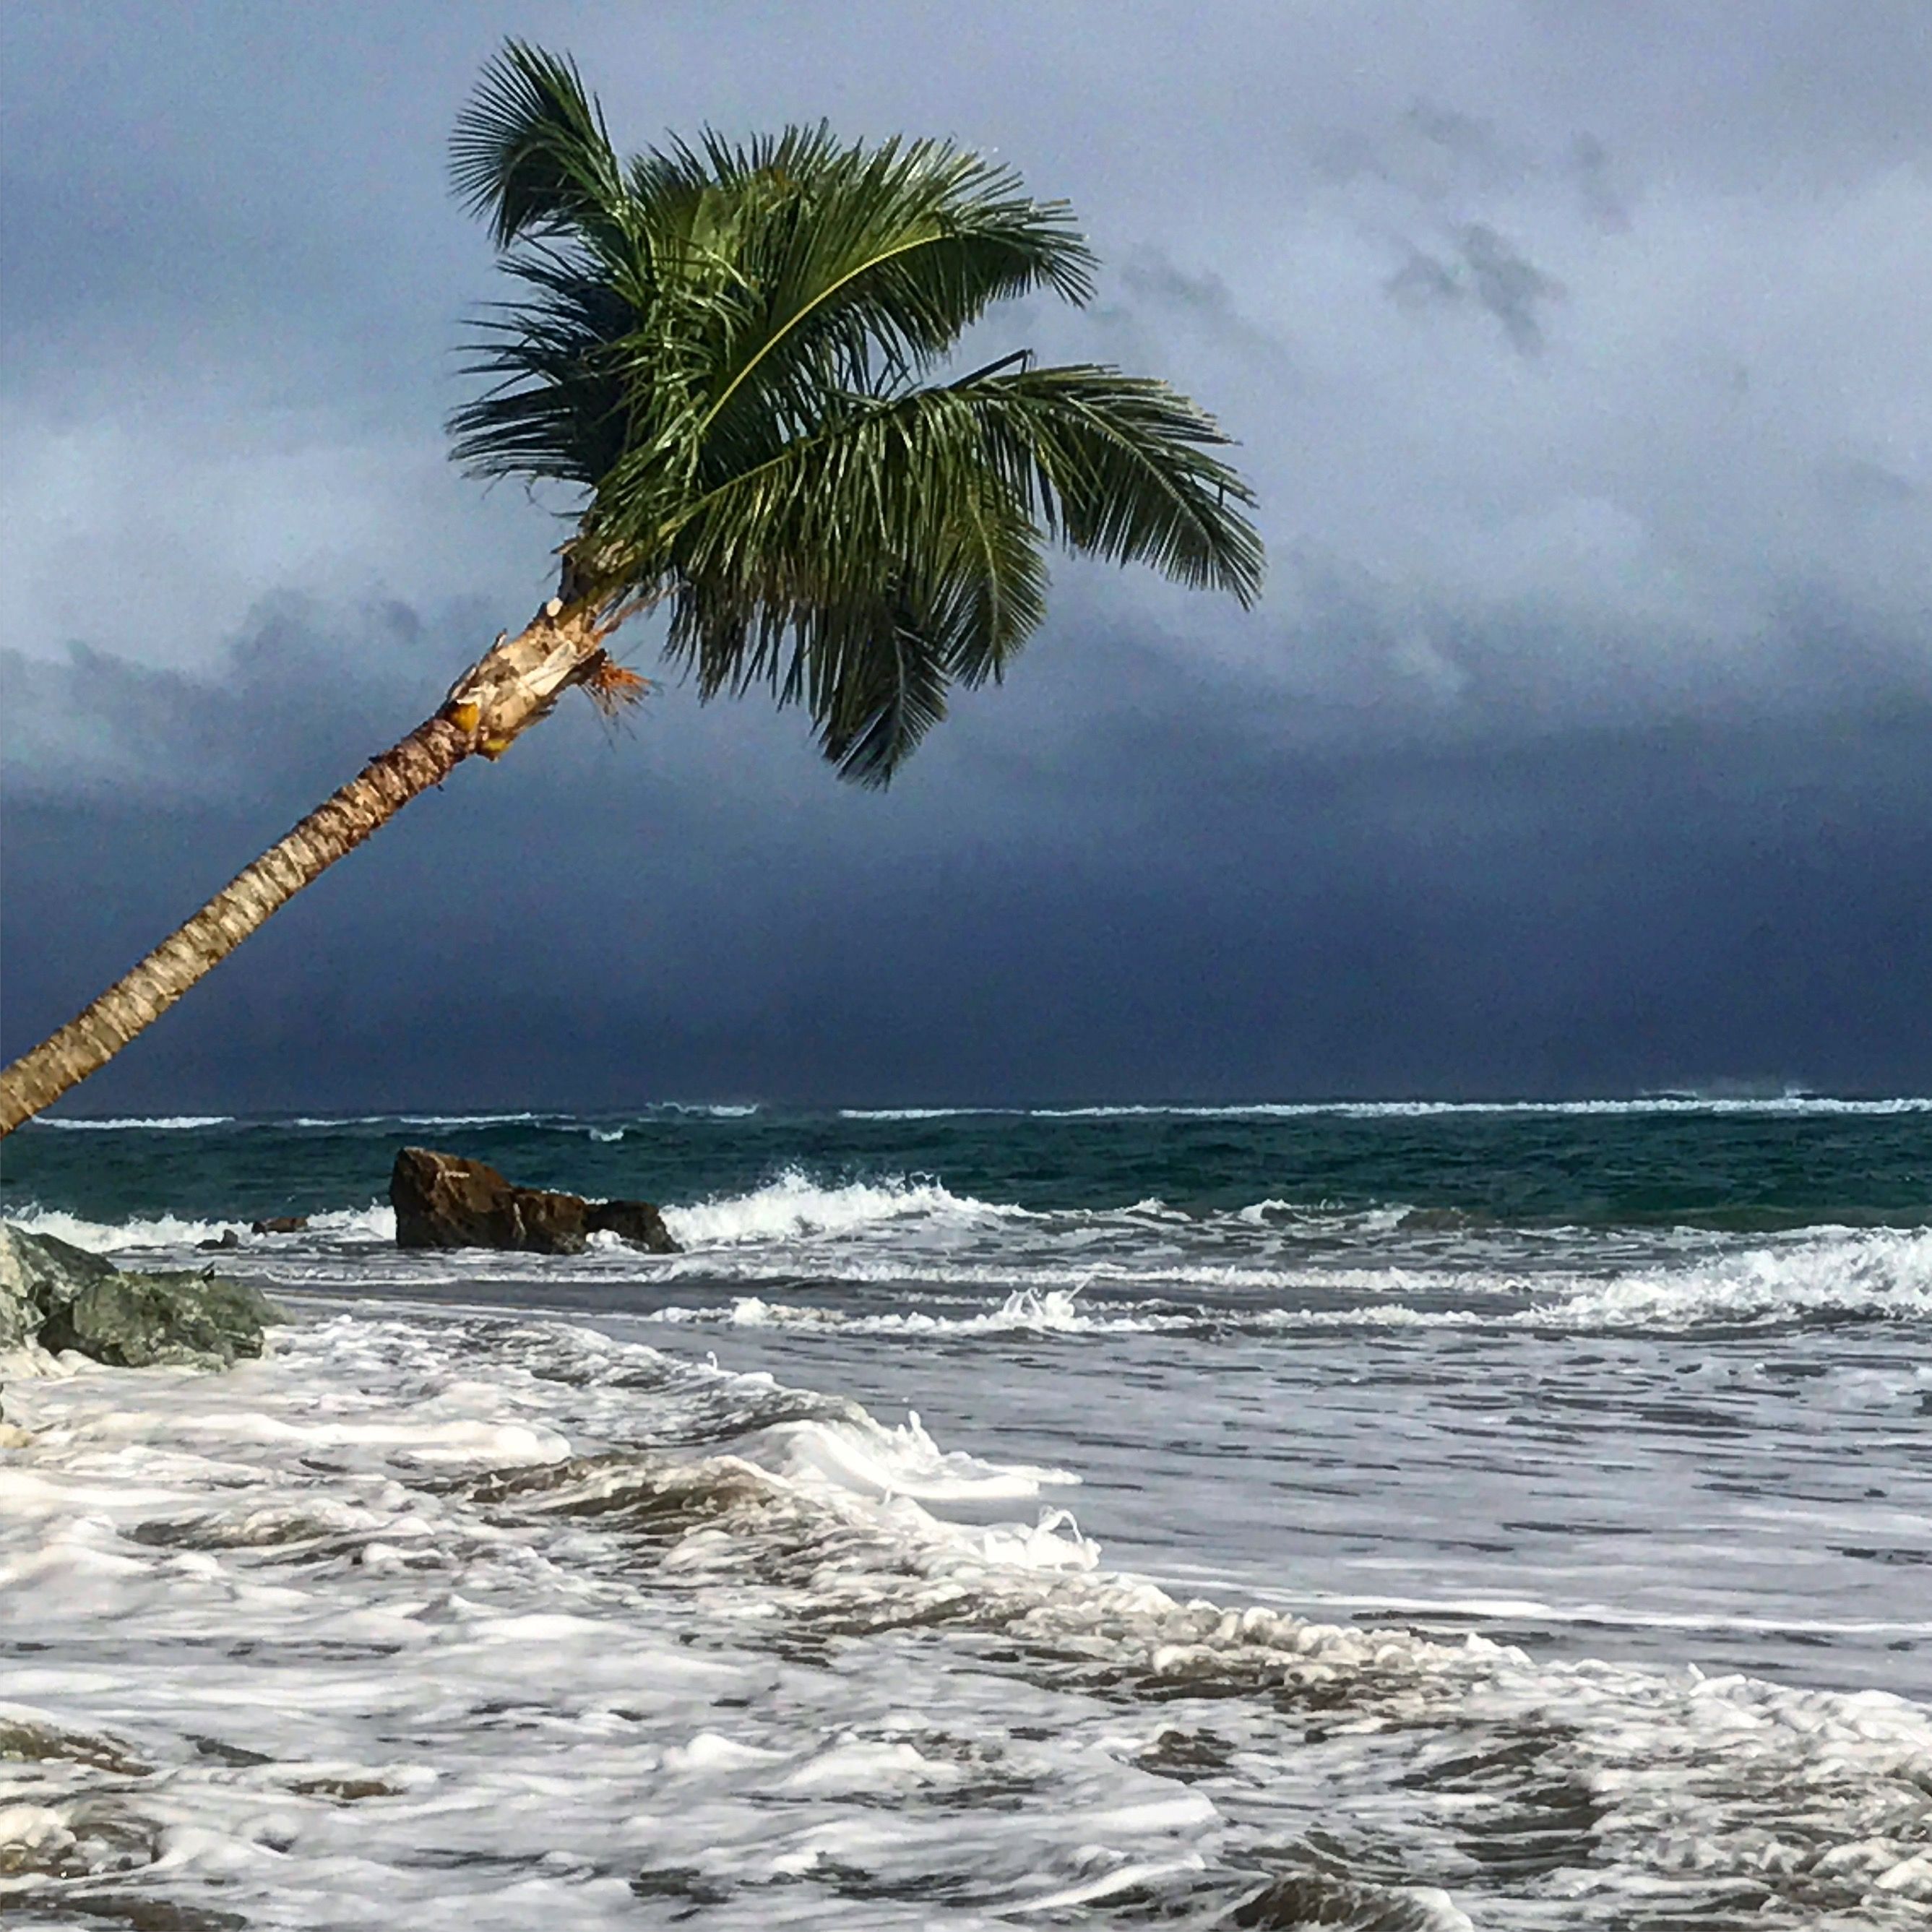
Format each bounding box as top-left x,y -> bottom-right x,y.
4,1311 -> 1929,1930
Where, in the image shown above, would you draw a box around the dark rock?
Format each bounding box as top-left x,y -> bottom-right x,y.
389,1147 -> 587,1253
0,1223 -> 285,1369
250,1215 -> 310,1236
389,1147 -> 679,1255
585,1199 -> 678,1254
0,1711 -> 152,1774
197,1229 -> 241,1251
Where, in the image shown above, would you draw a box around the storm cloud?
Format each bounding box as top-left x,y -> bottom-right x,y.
3,1 -> 1929,1108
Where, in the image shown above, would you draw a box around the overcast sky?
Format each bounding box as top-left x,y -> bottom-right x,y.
3,0 -> 1928,1110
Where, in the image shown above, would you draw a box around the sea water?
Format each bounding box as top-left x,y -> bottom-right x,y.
1,1100 -> 1928,1927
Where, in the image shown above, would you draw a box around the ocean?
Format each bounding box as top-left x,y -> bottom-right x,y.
2,1100 -> 1928,1928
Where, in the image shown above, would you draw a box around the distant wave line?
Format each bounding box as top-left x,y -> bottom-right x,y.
26,1095 -> 1927,1131
839,1097 -> 1932,1121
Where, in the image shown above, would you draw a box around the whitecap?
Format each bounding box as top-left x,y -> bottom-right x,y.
4,1200 -> 395,1253
1530,1225 -> 1932,1328
660,1166 -> 1025,1246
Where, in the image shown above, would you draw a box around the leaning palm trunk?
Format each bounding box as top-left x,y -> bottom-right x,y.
4,43 -> 1265,1133
0,600 -> 608,1136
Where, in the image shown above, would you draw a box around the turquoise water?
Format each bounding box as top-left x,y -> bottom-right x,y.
7,1097 -> 1928,1231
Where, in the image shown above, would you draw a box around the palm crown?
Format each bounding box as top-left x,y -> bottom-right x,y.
448,40 -> 1263,784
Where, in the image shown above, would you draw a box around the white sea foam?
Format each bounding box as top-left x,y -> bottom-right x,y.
1035,1095 -> 1932,1119
13,1178 -> 1925,1337
843,1096 -> 1932,1120
1538,1225 -> 1932,1327
631,1225 -> 1932,1335
746,1409 -> 1082,1508
4,1201 -> 396,1252
656,1286 -> 1158,1337
4,1206 -> 252,1249
661,1166 -> 1025,1247
394,1111 -> 547,1127
283,1105 -> 758,1130
836,1107 -> 982,1121
648,1291 -> 1479,1337
1,1311 -> 1925,1929
29,1114 -> 236,1131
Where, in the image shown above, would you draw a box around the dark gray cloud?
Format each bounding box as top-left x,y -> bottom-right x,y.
3,0 -> 1930,1105
5,597 -> 1928,1108
1384,225 -> 1563,355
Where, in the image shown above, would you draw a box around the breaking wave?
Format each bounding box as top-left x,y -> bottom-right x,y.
1541,1225 -> 1932,1328
840,1095 -> 1932,1119
647,1225 -> 1932,1334
8,1191 -> 1927,1334
4,1202 -> 397,1252
653,1286 -> 1132,1337
661,1167 -> 1026,1247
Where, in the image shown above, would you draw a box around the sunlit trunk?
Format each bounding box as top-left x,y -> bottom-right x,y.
0,600 -> 605,1136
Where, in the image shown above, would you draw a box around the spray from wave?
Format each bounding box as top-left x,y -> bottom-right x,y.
1540,1225 -> 1932,1327
4,1202 -> 397,1251
661,1167 -> 1026,1247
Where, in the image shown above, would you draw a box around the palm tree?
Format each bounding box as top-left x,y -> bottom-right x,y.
0,40 -> 1262,1135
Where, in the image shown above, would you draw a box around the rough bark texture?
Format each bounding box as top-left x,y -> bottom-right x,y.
0,717 -> 470,1134
0,602 -> 605,1136
441,601 -> 603,759
390,1147 -> 678,1256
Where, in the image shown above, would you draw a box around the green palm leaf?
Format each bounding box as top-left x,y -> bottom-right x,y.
449,40 -> 626,249
446,39 -> 1264,782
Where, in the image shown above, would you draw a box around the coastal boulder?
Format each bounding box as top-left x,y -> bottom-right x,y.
1,1224 -> 117,1350
0,1222 -> 285,1369
389,1147 -> 587,1252
584,1199 -> 677,1252
389,1148 -> 678,1255
39,1270 -> 284,1368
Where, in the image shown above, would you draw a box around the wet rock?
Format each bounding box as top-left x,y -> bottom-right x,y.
389,1147 -> 678,1255
0,1222 -> 285,1370
250,1215 -> 310,1235
2,1224 -> 116,1350
57,1890 -> 246,1931
585,1198 -> 678,1254
40,1272 -> 284,1369
389,1147 -> 587,1253
0,1712 -> 152,1776
197,1229 -> 241,1251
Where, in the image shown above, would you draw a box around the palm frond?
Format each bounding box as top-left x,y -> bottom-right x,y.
650,361 -> 1257,782
681,128 -> 1096,470
449,39 -> 626,249
447,246 -> 638,488
966,364 -> 1265,606
446,41 -> 1264,777
652,386 -> 1049,780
